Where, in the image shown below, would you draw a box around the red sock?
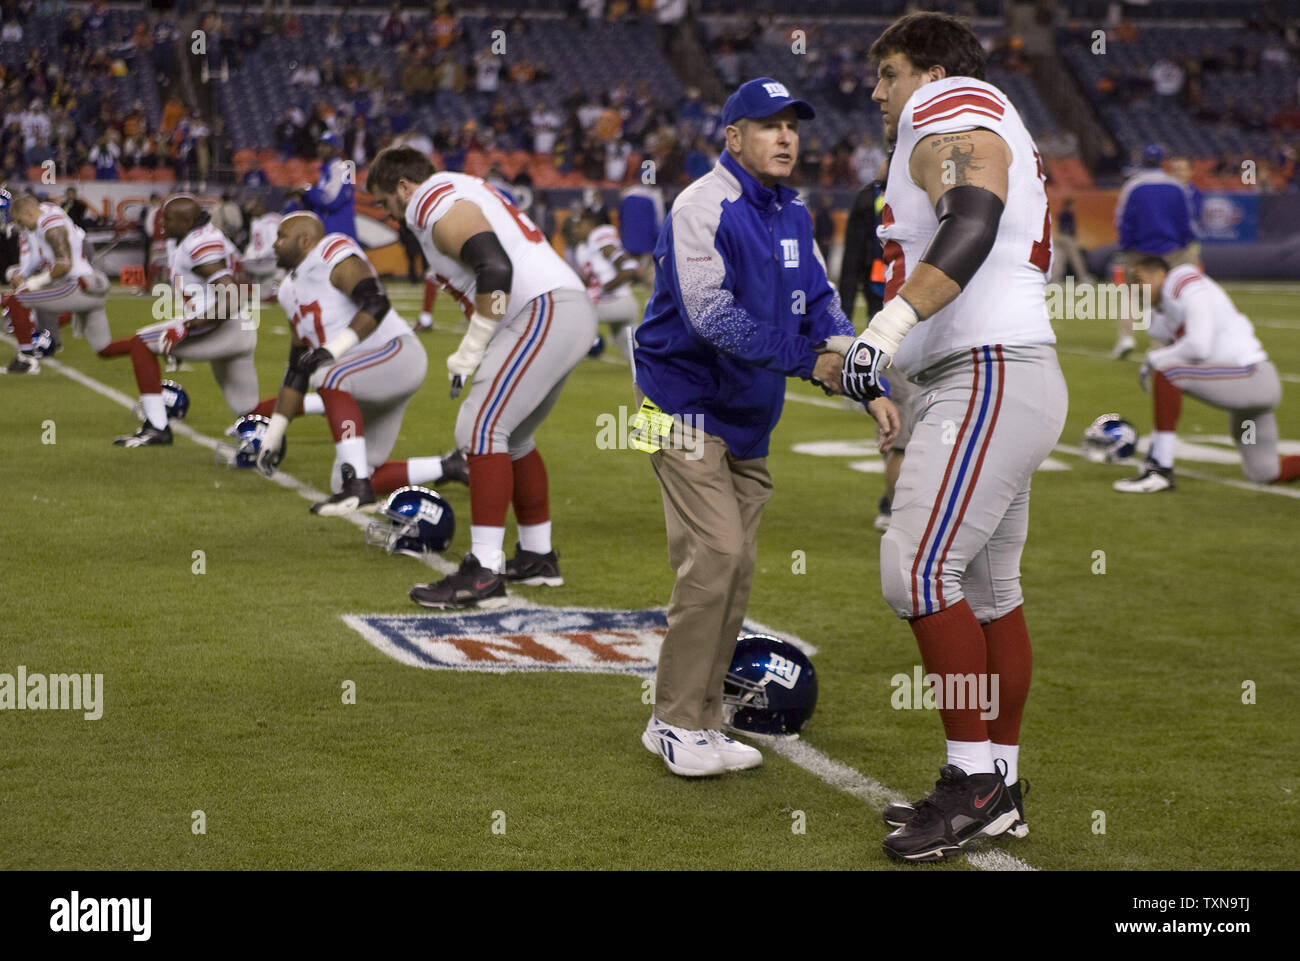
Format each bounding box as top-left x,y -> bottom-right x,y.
909,599 -> 990,743
3,294 -> 34,346
251,397 -> 278,418
1271,455 -> 1300,484
56,312 -> 71,327
511,448 -> 550,525
1153,371 -> 1182,431
468,452 -> 513,526
371,460 -> 409,495
423,277 -> 437,312
100,335 -> 162,393
981,605 -> 1033,746
318,387 -> 364,441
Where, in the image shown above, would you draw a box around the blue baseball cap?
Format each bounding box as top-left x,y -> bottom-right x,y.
721,77 -> 815,127
1142,143 -> 1165,167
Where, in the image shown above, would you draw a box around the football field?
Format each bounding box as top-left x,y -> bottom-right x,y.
3,282 -> 1297,871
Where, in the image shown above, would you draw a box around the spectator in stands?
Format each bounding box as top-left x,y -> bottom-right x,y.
292,60 -> 322,89
473,45 -> 502,108
432,2 -> 461,51
1050,198 -> 1093,284
381,3 -> 406,44
63,187 -> 91,229
294,130 -> 356,240
344,114 -> 372,169
851,132 -> 885,187
1112,144 -> 1197,359
160,94 -> 184,137
211,192 -> 245,246
799,135 -> 824,186
88,132 -> 119,180
814,192 -> 834,264
20,99 -> 50,166
2,17 -> 21,43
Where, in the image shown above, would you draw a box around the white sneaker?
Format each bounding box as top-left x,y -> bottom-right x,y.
1111,335 -> 1136,360
416,311 -> 433,331
706,729 -> 763,771
1113,462 -> 1175,493
641,716 -> 726,777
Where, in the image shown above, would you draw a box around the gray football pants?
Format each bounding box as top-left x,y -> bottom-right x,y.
1164,360 -> 1284,483
454,288 -> 597,458
882,345 -> 1068,623
19,271 -> 111,352
311,333 -> 429,492
137,317 -> 259,414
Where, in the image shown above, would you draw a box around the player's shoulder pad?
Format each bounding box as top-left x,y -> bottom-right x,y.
1166,264 -> 1206,302
38,206 -> 69,231
907,76 -> 1009,138
319,232 -> 364,268
407,173 -> 460,232
589,224 -> 619,249
184,224 -> 230,264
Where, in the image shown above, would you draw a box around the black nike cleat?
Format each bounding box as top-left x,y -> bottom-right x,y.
1006,778 -> 1030,838
882,764 -> 1018,863
410,553 -> 508,609
2,352 -> 40,374
113,422 -> 173,447
504,543 -> 563,586
439,447 -> 469,485
311,463 -> 377,516
884,776 -> 1029,837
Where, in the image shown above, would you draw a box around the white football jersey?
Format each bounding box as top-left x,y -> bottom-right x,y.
1147,265 -> 1266,370
277,233 -> 411,354
574,225 -> 634,305
244,212 -> 282,262
23,203 -> 93,279
878,76 -> 1056,377
170,222 -> 240,320
405,172 -> 583,322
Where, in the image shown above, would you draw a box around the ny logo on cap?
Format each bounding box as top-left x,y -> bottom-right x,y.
762,82 -> 790,99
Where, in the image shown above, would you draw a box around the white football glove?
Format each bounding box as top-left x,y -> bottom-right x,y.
22,270 -> 52,292
447,312 -> 498,399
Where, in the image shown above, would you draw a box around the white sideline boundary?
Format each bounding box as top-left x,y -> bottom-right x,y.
7,338 -> 457,574
19,339 -> 1038,871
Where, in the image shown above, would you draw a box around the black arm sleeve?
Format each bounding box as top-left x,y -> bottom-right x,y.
283,343 -> 308,392
918,185 -> 1005,290
350,275 -> 391,321
459,230 -> 513,297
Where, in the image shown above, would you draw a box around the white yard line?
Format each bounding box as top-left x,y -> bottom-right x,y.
12,340 -> 456,573
28,339 -> 1038,870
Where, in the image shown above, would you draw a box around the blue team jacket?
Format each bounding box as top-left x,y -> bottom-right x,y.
1116,169 -> 1195,255
634,151 -> 853,459
304,156 -> 358,240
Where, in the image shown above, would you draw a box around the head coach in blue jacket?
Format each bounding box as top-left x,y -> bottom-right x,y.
634,77 -> 900,777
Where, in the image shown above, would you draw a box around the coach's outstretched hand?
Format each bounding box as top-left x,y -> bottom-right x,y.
868,395 -> 901,454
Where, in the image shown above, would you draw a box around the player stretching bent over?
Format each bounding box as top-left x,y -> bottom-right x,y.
366,146 -> 596,608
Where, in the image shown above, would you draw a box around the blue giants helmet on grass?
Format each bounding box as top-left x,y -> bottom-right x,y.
723,634 -> 818,736
365,486 -> 455,557
161,380 -> 189,420
214,413 -> 287,468
1082,413 -> 1137,463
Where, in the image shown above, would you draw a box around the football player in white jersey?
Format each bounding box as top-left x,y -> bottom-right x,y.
1115,256 -> 1300,492
241,196 -> 283,301
366,146 -> 597,608
835,12 -> 1069,862
2,192 -> 111,374
102,196 -> 259,446
570,207 -> 645,366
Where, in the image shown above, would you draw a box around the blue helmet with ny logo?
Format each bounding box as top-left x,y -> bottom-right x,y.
723,634 -> 818,737
365,486 -> 455,557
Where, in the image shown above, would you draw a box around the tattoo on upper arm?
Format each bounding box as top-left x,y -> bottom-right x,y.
942,143 -> 984,186
48,227 -> 71,262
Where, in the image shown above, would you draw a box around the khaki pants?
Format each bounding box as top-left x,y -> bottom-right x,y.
649,428 -> 772,731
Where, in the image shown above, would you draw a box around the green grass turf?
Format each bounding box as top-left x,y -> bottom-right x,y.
2,282 -> 1297,869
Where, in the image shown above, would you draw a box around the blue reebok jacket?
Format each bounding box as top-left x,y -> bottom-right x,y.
1116,168 -> 1195,255
634,151 -> 853,459
304,156 -> 358,240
